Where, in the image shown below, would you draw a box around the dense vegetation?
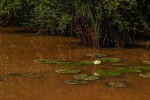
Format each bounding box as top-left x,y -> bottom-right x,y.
0,0 -> 149,47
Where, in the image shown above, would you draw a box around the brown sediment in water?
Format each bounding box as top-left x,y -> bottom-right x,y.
0,27 -> 150,100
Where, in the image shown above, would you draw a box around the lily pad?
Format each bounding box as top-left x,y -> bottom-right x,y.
4,72 -> 48,78
107,82 -> 127,88
3,44 -> 16,48
134,66 -> 150,71
139,73 -> 150,78
101,58 -> 122,63
4,73 -> 22,77
116,67 -> 142,73
33,59 -> 59,64
59,60 -> 94,66
93,70 -> 121,77
55,68 -> 81,74
86,53 -> 107,58
74,74 -> 100,80
112,64 -> 126,66
34,59 -> 94,66
59,61 -> 79,66
79,60 -> 94,65
64,80 -> 88,85
142,61 -> 150,65
23,73 -> 43,78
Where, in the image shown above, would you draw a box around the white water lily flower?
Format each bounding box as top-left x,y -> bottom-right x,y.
93,60 -> 101,65
93,72 -> 100,76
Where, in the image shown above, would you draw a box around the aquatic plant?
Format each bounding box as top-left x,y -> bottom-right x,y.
101,58 -> 122,63
93,70 -> 121,77
139,73 -> 150,78
86,53 -> 107,58
33,59 -> 96,66
116,67 -> 142,73
112,64 -> 126,66
55,68 -> 81,74
3,72 -> 49,78
107,82 -> 127,88
93,60 -> 101,65
142,61 -> 150,65
33,59 -> 59,64
73,74 -> 100,81
64,80 -> 88,85
134,66 -> 150,71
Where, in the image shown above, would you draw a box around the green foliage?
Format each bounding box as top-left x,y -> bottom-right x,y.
29,0 -> 72,33
0,0 -> 149,46
0,0 -> 37,25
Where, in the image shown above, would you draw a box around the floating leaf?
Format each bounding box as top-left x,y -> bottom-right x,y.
74,74 -> 100,80
33,59 -> 94,66
142,61 -> 150,65
3,72 -> 48,78
55,68 -> 81,74
93,70 -> 121,77
86,53 -> 107,58
60,60 -> 94,66
101,58 -> 122,63
64,80 -> 88,85
23,73 -> 43,78
107,82 -> 127,88
59,61 -> 80,66
3,44 -> 16,48
79,60 -> 94,65
33,59 -> 59,64
139,73 -> 150,78
134,66 -> 150,71
73,74 -> 87,80
4,73 -> 22,77
112,64 -> 126,66
116,67 -> 142,73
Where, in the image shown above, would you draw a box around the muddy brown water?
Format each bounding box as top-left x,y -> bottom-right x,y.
0,27 -> 150,100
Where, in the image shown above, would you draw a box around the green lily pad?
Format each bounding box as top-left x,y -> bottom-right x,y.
93,70 -> 121,77
86,53 -> 107,58
59,61 -> 79,66
116,67 -> 142,73
33,59 -> 59,64
4,73 -> 22,77
112,64 -> 126,66
139,73 -> 150,78
101,58 -> 122,63
60,60 -> 94,66
55,68 -> 81,74
142,61 -> 150,65
134,66 -> 150,71
34,59 -> 94,66
79,60 -> 94,65
64,80 -> 88,85
4,72 -> 48,78
74,74 -> 100,80
107,82 -> 127,88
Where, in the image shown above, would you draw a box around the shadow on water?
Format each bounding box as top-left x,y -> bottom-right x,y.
0,27 -> 150,100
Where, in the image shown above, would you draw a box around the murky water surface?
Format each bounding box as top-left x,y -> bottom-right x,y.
0,27 -> 150,100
